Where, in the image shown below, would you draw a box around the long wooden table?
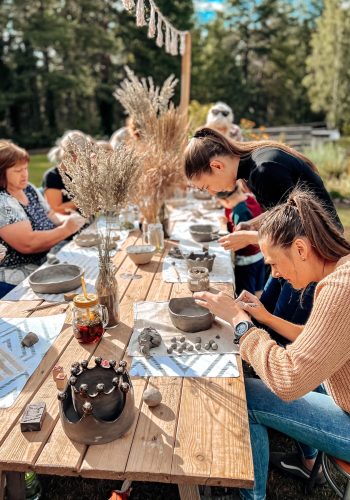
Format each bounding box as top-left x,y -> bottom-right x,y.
0,231 -> 254,499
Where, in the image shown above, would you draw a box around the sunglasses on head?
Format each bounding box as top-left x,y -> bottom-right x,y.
211,109 -> 230,117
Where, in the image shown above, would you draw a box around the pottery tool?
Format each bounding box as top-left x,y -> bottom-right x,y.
24,302 -> 66,313
20,402 -> 46,432
171,261 -> 181,282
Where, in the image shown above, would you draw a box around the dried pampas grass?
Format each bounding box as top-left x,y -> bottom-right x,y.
114,68 -> 189,223
113,66 -> 178,134
134,107 -> 188,222
59,139 -> 142,218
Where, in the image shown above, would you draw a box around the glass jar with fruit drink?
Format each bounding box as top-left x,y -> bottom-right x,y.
72,293 -> 108,344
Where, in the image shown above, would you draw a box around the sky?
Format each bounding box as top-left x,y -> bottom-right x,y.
194,0 -> 225,23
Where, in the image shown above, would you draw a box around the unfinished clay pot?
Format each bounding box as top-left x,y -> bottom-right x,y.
185,251 -> 216,272
189,224 -> 219,243
187,266 -> 210,292
168,297 -> 214,333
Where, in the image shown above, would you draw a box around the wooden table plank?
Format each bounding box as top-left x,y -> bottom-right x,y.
171,374 -> 253,488
125,377 -> 183,482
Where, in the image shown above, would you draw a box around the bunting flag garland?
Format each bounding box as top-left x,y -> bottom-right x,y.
136,0 -> 146,26
122,0 -> 135,11
165,22 -> 171,53
156,12 -> 163,48
147,1 -> 156,38
122,0 -> 188,57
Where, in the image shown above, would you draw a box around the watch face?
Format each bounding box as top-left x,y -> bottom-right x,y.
236,322 -> 248,336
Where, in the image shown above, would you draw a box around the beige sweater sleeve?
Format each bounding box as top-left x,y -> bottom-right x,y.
240,267 -> 350,401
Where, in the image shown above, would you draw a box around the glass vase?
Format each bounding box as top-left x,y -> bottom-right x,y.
95,261 -> 120,328
147,219 -> 164,252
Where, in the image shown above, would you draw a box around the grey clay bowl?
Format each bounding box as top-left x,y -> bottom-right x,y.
29,264 -> 83,294
126,245 -> 156,265
168,297 -> 214,333
189,224 -> 218,243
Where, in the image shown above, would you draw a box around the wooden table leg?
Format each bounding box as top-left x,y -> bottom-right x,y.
5,472 -> 25,500
0,471 -> 5,500
178,484 -> 201,500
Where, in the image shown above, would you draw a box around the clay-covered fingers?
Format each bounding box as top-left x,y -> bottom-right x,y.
193,291 -> 213,309
235,290 -> 258,305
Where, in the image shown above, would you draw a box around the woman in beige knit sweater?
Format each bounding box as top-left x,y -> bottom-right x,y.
195,189 -> 350,500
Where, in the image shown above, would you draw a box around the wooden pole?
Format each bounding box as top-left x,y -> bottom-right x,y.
179,32 -> 192,117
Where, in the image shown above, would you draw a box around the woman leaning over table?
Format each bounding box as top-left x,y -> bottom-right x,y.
194,189 -> 350,500
0,140 -> 85,298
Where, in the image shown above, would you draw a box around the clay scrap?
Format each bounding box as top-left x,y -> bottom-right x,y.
21,331 -> 39,348
138,327 -> 162,357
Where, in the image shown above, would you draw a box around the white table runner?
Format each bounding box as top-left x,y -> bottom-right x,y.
3,229 -> 129,302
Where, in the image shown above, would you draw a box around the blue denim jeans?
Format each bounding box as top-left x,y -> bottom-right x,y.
259,277 -> 316,347
239,378 -> 350,500
0,281 -> 15,299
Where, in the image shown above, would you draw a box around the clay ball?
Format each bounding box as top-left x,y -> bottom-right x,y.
142,387 -> 162,407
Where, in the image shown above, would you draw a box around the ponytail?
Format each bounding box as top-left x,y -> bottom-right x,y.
259,189 -> 350,262
184,127 -> 318,180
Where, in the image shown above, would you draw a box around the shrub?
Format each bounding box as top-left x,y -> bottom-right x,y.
304,143 -> 348,178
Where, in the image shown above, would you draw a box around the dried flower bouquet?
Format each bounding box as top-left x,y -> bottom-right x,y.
114,67 -> 189,224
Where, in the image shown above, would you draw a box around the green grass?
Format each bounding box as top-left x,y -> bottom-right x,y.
29,153 -> 50,187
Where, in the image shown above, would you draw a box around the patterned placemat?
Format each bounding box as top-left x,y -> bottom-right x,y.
130,353 -> 239,378
0,314 -> 66,408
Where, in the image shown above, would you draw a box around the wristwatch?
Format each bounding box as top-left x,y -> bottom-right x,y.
234,321 -> 255,344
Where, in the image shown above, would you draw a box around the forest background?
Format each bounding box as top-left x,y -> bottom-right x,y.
1,0 -> 350,149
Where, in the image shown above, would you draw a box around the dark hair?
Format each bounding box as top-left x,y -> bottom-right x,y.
0,140 -> 29,188
184,127 -> 318,180
259,189 -> 350,262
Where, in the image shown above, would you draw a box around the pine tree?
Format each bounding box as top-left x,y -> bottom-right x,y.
304,0 -> 350,128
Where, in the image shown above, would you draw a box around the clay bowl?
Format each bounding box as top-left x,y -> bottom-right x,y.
193,190 -> 212,200
29,264 -> 83,294
168,297 -> 214,333
189,224 -> 218,243
74,233 -> 101,247
126,245 -> 156,265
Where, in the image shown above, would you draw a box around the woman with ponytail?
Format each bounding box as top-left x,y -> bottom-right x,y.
194,189 -> 350,500
184,127 -> 341,251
